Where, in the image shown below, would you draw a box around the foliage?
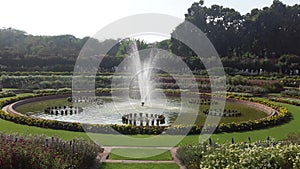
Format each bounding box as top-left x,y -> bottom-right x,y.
172,1 -> 300,59
34,88 -> 72,95
270,97 -> 300,106
0,1 -> 300,74
286,132 -> 300,145
0,74 -> 286,94
227,85 -> 268,95
281,89 -> 300,98
278,54 -> 300,74
0,91 -> 16,98
177,139 -> 300,169
0,132 -> 102,169
279,76 -> 300,87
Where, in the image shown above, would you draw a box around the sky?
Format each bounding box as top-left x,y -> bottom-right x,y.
1,0 -> 298,42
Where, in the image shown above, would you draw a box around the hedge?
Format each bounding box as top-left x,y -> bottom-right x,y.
0,132 -> 102,169
0,91 -> 16,98
270,97 -> 300,106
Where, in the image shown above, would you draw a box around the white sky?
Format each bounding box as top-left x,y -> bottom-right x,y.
0,0 -> 298,41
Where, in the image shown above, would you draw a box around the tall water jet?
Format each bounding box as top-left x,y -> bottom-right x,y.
128,41 -> 156,106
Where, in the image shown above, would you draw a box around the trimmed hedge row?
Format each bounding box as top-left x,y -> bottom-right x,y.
270,97 -> 300,106
0,94 -> 291,135
0,91 -> 16,98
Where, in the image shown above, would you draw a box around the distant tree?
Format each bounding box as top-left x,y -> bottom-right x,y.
156,39 -> 171,51
278,54 -> 300,75
171,1 -> 243,57
116,39 -> 150,56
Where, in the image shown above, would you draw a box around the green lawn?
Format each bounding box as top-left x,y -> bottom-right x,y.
15,98 -> 70,114
109,148 -> 172,160
195,101 -> 267,125
208,102 -> 300,143
101,163 -> 179,169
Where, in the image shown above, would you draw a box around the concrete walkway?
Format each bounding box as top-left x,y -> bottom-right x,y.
99,146 -> 186,169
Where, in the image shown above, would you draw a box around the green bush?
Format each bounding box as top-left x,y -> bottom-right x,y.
270,97 -> 300,106
0,132 -> 102,169
177,140 -> 300,169
0,91 -> 16,98
34,88 -> 71,95
281,89 -> 300,98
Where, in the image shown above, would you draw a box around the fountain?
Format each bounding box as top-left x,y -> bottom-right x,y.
128,41 -> 156,107
24,41 -> 181,126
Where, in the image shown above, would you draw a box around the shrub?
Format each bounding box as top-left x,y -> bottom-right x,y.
34,88 -> 71,95
177,140 -> 300,169
0,91 -> 16,98
270,97 -> 300,106
281,89 -> 300,98
0,132 -> 102,169
286,132 -> 300,145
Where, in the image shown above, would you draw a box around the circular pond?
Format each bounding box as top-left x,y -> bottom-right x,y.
13,95 -> 270,126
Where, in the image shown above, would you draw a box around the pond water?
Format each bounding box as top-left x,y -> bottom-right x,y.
27,97 -> 183,126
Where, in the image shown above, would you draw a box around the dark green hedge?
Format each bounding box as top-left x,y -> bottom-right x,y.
0,91 -> 16,98
270,97 -> 300,106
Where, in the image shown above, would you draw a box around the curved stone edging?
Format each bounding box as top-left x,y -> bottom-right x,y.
4,95 -> 278,124
2,94 -> 71,116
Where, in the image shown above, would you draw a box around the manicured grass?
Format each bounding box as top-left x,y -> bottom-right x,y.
178,101 -> 300,145
101,163 -> 179,169
0,117 -> 90,141
196,101 -> 267,125
15,98 -> 70,114
109,148 -> 172,160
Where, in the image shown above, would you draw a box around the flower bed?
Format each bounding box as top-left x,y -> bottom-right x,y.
0,132 -> 102,169
177,140 -> 300,169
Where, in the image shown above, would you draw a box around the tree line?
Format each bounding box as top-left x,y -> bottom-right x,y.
0,0 -> 299,74
169,0 -> 300,74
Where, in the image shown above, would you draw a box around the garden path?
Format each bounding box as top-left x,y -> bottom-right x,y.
99,146 -> 185,169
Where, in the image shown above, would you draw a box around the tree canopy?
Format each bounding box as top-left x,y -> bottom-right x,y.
0,0 -> 299,74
